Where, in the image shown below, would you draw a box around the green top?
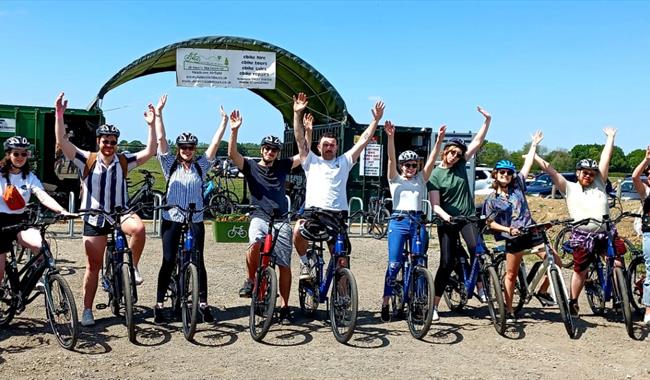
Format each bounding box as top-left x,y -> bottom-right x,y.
428,158 -> 475,217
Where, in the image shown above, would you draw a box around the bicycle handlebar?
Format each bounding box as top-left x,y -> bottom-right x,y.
77,203 -> 144,227
0,212 -> 77,232
519,218 -> 574,234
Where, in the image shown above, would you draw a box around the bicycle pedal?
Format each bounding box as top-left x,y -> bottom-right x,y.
96,303 -> 108,310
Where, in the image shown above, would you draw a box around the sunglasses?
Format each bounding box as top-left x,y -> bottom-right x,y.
101,140 -> 118,146
580,170 -> 596,178
11,152 -> 28,158
447,149 -> 463,158
497,170 -> 514,176
403,163 -> 418,169
179,145 -> 196,151
263,146 -> 279,152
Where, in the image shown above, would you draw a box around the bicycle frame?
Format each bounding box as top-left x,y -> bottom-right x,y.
104,225 -> 138,306
393,214 -> 428,305
593,217 -> 620,303
308,229 -> 350,304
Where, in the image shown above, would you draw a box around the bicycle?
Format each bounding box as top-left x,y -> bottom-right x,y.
493,218 -> 576,338
127,169 -> 164,220
440,214 -> 506,335
0,204 -> 79,350
248,207 -> 291,342
366,187 -> 391,240
387,213 -> 435,339
77,204 -> 142,343
626,237 -> 647,316
286,178 -> 306,217
204,166 -> 239,217
227,225 -> 248,239
298,208 -> 359,344
155,202 -> 213,341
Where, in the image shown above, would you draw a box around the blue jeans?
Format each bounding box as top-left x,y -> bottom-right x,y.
383,213 -> 429,297
643,232 -> 650,307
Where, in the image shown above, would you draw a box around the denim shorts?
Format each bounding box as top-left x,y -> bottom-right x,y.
248,217 -> 292,268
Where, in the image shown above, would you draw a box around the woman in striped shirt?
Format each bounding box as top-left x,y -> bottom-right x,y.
153,95 -> 228,324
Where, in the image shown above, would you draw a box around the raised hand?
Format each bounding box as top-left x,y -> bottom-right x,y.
384,120 -> 395,137
230,110 -> 242,130
219,105 -> 228,121
55,92 -> 68,115
603,127 -> 617,137
477,106 -> 491,119
293,92 -> 308,113
144,104 -> 155,124
436,125 -> 447,143
645,145 -> 650,160
155,94 -> 167,114
531,130 -> 544,145
372,101 -> 385,121
303,113 -> 314,132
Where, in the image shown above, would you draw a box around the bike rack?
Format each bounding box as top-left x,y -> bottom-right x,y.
348,197 -> 364,237
421,199 -> 433,221
152,192 -> 164,237
67,191 -> 75,237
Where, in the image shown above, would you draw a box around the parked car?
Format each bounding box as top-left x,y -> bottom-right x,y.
526,172 -> 577,198
610,176 -> 647,201
474,167 -> 494,196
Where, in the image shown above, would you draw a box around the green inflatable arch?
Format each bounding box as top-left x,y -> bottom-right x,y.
89,36 -> 352,127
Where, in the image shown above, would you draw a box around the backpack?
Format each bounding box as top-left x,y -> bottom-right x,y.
82,152 -> 129,180
163,160 -> 203,199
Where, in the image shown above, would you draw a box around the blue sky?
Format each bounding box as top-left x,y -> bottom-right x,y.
1,1 -> 648,154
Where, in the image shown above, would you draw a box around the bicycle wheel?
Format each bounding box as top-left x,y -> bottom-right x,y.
298,253 -> 319,316
0,267 -> 17,327
613,267 -> 634,338
249,266 -> 277,342
553,226 -> 574,269
104,253 -> 120,317
181,263 -> 200,341
222,190 -> 240,205
549,267 -> 575,338
369,209 -> 390,240
390,268 -> 405,320
495,255 -> 526,315
627,256 -> 646,315
407,267 -> 435,339
44,273 -> 79,350
482,267 -> 506,335
585,264 -> 605,315
121,263 -> 136,343
209,194 -> 235,215
443,266 -> 467,312
329,267 -> 358,344
135,190 -> 164,220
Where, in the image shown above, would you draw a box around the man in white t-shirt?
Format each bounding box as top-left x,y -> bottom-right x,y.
533,128 -> 617,316
291,92 -> 385,279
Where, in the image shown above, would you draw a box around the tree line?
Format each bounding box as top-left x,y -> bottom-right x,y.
118,140 -> 262,157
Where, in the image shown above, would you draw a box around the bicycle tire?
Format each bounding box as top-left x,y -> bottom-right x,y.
369,208 -> 390,240
613,267 -> 634,339
249,266 -> 277,342
181,263 -> 200,341
222,190 -> 240,205
407,267 -> 435,339
0,266 -> 17,327
483,267 -> 506,335
390,269 -> 405,320
298,252 -> 319,316
44,273 -> 79,350
627,256 -> 646,315
329,267 -> 358,344
585,264 -> 605,315
549,267 -> 575,338
495,255 -> 526,315
209,194 -> 235,216
553,226 -> 574,269
121,263 -> 136,343
443,267 -> 467,312
104,252 -> 120,317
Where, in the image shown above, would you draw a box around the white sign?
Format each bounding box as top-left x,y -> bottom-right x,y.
0,118 -> 16,133
176,48 -> 276,89
359,143 -> 382,176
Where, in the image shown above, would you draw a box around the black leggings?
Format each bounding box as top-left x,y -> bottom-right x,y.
433,223 -> 480,297
157,220 -> 207,304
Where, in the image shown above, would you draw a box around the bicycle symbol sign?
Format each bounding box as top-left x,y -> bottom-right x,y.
227,225 -> 248,239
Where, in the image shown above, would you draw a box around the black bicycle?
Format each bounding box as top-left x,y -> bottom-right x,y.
627,237 -> 647,316
0,204 -> 79,350
204,166 -> 238,218
127,169 -> 163,220
366,187 -> 391,240
78,204 -> 142,343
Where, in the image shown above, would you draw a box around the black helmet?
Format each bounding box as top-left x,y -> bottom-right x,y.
260,135 -> 281,150
176,132 -> 198,146
575,158 -> 599,171
96,124 -> 120,138
444,138 -> 467,154
299,219 -> 332,242
3,136 -> 30,152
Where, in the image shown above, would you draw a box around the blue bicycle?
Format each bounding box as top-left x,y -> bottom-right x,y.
387,213 -> 435,339
298,208 -> 359,344
441,215 -> 506,335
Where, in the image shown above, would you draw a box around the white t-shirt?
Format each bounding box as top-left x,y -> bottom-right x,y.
0,171 -> 45,214
303,151 -> 355,211
389,172 -> 426,211
565,175 -> 609,232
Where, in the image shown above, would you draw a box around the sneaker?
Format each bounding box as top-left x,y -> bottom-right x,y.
154,306 -> 165,325
569,299 -> 580,317
299,262 -> 311,280
200,305 -> 215,323
239,279 -> 253,298
535,292 -> 556,307
279,306 -> 292,325
477,288 -> 488,303
81,308 -> 95,327
380,304 -> 390,322
133,267 -> 144,286
432,306 -> 440,322
506,313 -> 518,323
644,313 -> 650,326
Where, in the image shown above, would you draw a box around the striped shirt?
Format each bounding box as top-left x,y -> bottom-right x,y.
158,152 -> 214,223
73,149 -> 138,227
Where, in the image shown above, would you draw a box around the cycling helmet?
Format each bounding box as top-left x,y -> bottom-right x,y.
575,158 -> 599,171
96,124 -> 121,138
398,150 -> 419,163
260,135 -> 282,150
444,138 -> 467,154
299,219 -> 331,242
494,159 -> 516,172
176,132 -> 199,146
3,136 -> 30,152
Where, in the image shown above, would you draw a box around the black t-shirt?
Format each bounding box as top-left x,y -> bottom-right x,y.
243,158 -> 293,220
